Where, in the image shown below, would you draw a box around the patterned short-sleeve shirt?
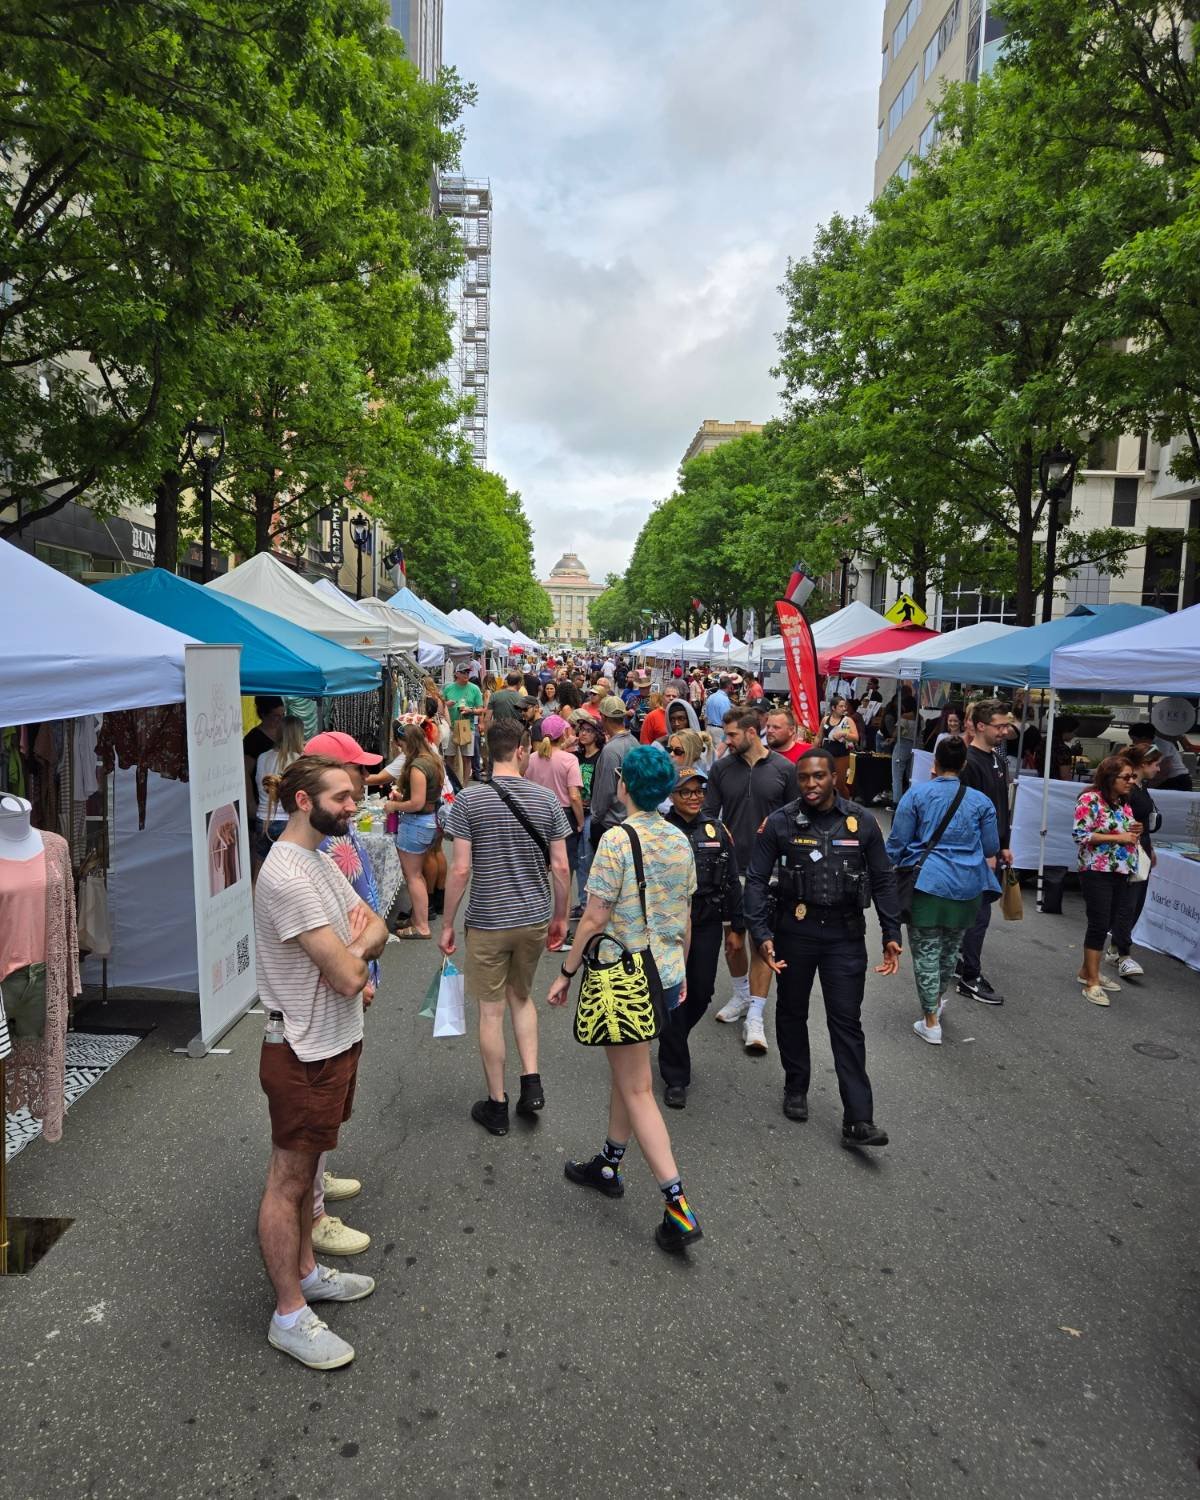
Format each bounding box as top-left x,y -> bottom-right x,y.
586,811 -> 697,987
1073,789 -> 1138,875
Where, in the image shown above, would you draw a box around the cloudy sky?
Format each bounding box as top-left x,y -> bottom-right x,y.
442,2 -> 881,584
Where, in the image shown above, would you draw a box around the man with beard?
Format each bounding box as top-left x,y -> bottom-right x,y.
255,756 -> 389,1370
704,710 -> 798,1054
764,706 -> 812,765
744,748 -> 901,1145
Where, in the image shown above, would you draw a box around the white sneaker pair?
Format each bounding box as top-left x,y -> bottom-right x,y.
913,1017 -> 943,1045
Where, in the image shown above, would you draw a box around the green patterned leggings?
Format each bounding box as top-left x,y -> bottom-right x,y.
908,925 -> 965,1015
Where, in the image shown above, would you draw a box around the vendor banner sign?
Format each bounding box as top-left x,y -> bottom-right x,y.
775,598 -> 821,738
185,644 -> 256,1055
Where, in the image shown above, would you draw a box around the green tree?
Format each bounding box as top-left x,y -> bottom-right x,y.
589,573 -> 643,643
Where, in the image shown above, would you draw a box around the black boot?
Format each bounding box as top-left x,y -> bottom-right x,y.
782,1090 -> 808,1121
842,1120 -> 889,1148
471,1095 -> 509,1136
564,1154 -> 625,1198
516,1073 -> 544,1118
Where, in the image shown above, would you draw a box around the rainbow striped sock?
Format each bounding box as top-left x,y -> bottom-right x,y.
660,1178 -> 698,1231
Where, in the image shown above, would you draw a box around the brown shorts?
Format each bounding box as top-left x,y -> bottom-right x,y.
259,1038 -> 362,1153
465,923 -> 549,1005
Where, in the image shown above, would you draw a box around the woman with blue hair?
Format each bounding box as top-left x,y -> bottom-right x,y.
548,744 -> 703,1254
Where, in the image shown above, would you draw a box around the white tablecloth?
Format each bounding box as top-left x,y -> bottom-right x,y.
1133,849 -> 1200,973
358,831 -> 403,915
1009,778 -> 1200,869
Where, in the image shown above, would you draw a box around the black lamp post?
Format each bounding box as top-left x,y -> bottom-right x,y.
449,574 -> 459,611
349,512 -> 370,599
1039,442 -> 1078,623
183,419 -> 225,583
839,554 -> 859,609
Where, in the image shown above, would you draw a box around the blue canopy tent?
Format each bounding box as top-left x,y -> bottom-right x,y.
387,587 -> 481,650
917,604 -> 1165,687
93,569 -> 381,696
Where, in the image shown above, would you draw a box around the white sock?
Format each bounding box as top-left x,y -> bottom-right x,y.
300,1265 -> 322,1290
732,975 -> 751,1002
748,996 -> 767,1022
273,1306 -> 305,1329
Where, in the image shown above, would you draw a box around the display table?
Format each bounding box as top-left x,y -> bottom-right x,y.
1009,778 -> 1200,869
1133,849 -> 1200,974
358,830 -> 403,915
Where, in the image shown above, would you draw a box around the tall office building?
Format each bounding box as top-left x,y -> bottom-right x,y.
390,0 -> 443,83
869,2 -> 1197,619
437,175 -> 492,465
874,1 -> 1009,194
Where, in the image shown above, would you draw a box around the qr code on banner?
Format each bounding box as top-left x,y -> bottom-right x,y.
237,935 -> 250,975
211,959 -> 224,993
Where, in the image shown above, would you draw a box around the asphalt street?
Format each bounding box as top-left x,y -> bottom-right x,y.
3,887 -> 1198,1499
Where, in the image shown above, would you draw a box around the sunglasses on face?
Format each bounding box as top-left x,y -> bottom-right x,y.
668,746 -> 686,756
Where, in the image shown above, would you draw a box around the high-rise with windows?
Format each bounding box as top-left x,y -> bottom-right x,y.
390,0 -> 443,83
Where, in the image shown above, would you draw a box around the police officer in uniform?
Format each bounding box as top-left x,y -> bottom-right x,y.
744,746 -> 902,1147
659,764 -> 745,1109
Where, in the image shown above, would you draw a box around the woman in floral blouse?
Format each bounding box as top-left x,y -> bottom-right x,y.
1072,757 -> 1143,1006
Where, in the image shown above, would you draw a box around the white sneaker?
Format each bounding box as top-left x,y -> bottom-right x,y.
1104,946 -> 1119,965
304,1264 -> 376,1303
311,1214 -> 371,1257
913,1017 -> 943,1045
715,995 -> 750,1024
1117,956 -> 1144,978
743,1014 -> 768,1054
268,1307 -> 355,1370
322,1170 -> 361,1202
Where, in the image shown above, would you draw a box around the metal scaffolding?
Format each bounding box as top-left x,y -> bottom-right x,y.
437,175 -> 491,465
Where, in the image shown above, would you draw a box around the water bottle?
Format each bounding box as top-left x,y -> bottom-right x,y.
264,1010 -> 286,1044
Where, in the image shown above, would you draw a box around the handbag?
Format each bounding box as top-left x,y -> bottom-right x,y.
452,715 -> 474,747
77,870 -> 112,956
573,824 -> 666,1046
1130,845 -> 1151,884
1000,866 -> 1024,920
895,782 -> 967,924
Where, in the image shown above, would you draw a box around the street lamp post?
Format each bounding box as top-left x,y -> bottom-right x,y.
183,419 -> 226,583
1039,442 -> 1078,623
839,555 -> 859,609
349,512 -> 370,599
449,574 -> 459,612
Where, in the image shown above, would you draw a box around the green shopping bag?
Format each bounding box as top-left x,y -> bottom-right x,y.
419,964 -> 443,1020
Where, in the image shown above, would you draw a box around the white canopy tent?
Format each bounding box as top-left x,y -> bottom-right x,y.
312,578 -> 456,660
210,552 -> 412,657
739,601 -> 890,667
0,539 -> 193,727
680,622 -> 746,662
1050,602 -> 1200,695
449,606 -> 511,649
637,630 -> 686,658
839,620 -> 1020,680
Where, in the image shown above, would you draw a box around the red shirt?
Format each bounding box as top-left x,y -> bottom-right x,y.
776,740 -> 812,764
640,707 -> 667,744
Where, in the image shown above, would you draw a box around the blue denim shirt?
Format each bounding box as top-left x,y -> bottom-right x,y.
704,690 -> 731,727
885,777 -> 1001,901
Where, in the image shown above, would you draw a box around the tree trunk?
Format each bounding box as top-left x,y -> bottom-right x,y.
253,489 -> 274,555
153,470 -> 183,571
909,538 -> 928,610
1014,439 -> 1036,625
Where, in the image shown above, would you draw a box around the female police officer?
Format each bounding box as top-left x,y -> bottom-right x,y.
659,763 -> 745,1108
743,747 -> 902,1146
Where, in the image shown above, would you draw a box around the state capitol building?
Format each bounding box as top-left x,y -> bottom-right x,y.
541,552 -> 604,643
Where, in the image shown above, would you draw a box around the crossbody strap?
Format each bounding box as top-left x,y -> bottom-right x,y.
914,782 -> 967,871
485,778 -> 550,866
613,822 -> 651,938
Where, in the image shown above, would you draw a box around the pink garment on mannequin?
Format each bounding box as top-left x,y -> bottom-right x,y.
0,850 -> 47,981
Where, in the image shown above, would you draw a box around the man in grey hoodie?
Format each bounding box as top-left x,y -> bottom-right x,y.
589,696 -> 637,837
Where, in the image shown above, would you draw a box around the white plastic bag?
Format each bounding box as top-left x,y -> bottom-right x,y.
432,958 -> 466,1038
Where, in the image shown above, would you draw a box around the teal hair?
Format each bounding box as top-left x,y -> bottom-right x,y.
621,744 -> 676,808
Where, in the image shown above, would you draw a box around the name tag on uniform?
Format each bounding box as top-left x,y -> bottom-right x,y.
791,837 -> 818,846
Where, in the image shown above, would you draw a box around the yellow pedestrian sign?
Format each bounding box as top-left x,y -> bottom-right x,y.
884,594 -> 927,626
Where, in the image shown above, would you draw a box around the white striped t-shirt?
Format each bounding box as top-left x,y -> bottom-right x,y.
254,842 -> 364,1061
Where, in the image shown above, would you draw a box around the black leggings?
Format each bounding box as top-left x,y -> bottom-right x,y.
1079,870 -> 1136,954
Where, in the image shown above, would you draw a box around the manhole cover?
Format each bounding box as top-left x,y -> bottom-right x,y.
1132,1042 -> 1180,1060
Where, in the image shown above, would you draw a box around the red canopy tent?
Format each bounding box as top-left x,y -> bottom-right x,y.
818,623 -> 939,676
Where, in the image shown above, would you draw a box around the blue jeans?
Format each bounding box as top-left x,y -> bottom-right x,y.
891,740 -> 914,805
575,813 -> 594,903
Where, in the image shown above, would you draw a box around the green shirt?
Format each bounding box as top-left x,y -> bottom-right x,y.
443,681 -> 483,725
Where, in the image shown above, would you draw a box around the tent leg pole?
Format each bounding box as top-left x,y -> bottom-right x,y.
1037,691 -> 1058,911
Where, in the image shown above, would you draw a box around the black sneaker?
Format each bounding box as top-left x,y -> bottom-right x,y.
842,1121 -> 889,1148
956,973 -> 1004,1005
515,1073 -> 544,1118
783,1090 -> 808,1122
663,1085 -> 687,1109
471,1096 -> 509,1136
654,1200 -> 703,1253
569,903 -> 584,920
564,1154 -> 625,1198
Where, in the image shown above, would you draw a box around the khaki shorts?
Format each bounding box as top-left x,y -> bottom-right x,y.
465,923 -> 549,1004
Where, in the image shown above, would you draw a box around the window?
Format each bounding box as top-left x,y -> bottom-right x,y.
1141,529 -> 1183,612
889,67 -> 918,137
1085,435 -> 1120,472
892,0 -> 923,58
882,43 -> 890,81
937,582 -> 1018,630
918,116 -> 938,157
1137,431 -> 1149,470
894,157 -> 913,184
1063,564 -> 1111,609
877,119 -> 886,158
34,543 -> 89,580
924,0 -> 962,78
1111,476 -> 1138,527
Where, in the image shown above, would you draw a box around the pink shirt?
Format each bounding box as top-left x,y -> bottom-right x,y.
525,748 -> 583,814
0,850 -> 48,981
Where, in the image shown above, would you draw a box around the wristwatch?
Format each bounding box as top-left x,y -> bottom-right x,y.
560,964 -> 578,980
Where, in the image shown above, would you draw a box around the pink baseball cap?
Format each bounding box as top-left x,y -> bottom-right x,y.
540,714 -> 569,740
303,731 -> 383,767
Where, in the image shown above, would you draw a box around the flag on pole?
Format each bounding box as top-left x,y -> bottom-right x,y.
722,629 -> 731,647
745,607 -> 756,647
690,596 -> 705,614
775,598 -> 821,737
785,561 -> 815,609
382,544 -> 406,589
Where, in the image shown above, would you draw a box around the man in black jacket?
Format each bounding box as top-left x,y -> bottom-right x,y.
660,765 -> 745,1108
956,699 -> 1014,1005
744,748 -> 901,1146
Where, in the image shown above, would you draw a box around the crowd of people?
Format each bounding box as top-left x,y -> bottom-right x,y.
241,651 -> 1189,1370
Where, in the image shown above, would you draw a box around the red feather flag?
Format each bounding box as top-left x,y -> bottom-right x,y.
775,598 -> 821,737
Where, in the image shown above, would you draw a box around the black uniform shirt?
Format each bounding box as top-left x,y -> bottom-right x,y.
666,808 -> 745,933
743,796 -> 901,948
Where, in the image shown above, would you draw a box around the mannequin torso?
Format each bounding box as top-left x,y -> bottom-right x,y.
0,794 -> 44,860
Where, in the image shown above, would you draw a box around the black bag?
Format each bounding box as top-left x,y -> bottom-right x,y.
573,824 -> 666,1046
895,783 -> 966,924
